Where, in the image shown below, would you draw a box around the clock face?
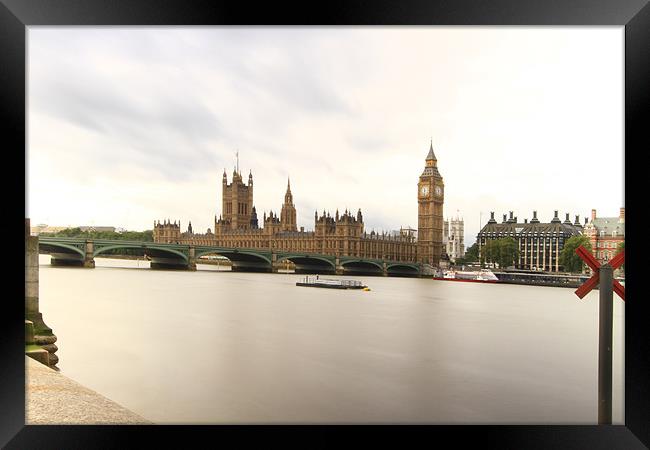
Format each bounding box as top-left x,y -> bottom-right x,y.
420,186 -> 429,197
434,186 -> 442,196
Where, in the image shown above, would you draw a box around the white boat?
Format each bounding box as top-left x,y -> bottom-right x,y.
435,268 -> 499,283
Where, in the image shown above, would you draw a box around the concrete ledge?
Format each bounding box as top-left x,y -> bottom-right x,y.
26,357 -> 152,424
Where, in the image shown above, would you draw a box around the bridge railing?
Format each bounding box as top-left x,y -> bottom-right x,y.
38,237 -> 421,268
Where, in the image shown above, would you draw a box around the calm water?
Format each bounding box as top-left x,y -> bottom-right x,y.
37,255 -> 624,424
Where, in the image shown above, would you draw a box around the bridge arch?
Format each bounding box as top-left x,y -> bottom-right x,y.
195,248 -> 272,265
386,263 -> 420,276
340,259 -> 384,271
276,254 -> 336,269
94,244 -> 188,261
38,241 -> 85,258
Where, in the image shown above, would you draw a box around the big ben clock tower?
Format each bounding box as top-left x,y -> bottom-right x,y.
418,140 -> 444,266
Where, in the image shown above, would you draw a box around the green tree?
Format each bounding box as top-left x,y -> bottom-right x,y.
497,237 -> 519,269
559,235 -> 593,273
465,243 -> 479,262
480,238 -> 519,269
481,239 -> 499,268
455,242 -> 478,265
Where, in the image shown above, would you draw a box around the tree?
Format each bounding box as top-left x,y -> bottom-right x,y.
482,239 -> 499,268
480,238 -> 519,269
497,237 -> 519,269
559,235 -> 593,273
465,243 -> 479,261
455,242 -> 479,265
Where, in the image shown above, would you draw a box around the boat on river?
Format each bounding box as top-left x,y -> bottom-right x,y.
296,276 -> 368,290
433,268 -> 499,283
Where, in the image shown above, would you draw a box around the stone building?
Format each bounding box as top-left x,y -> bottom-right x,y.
583,208 -> 625,267
153,144 -> 445,266
417,141 -> 445,266
443,215 -> 465,263
477,210 -> 584,272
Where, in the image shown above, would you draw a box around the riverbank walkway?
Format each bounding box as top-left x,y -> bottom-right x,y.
26,356 -> 152,424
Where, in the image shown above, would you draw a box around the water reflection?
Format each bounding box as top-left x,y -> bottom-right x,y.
37,255 -> 624,424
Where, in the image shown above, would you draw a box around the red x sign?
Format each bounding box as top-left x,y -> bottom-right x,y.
574,245 -> 625,301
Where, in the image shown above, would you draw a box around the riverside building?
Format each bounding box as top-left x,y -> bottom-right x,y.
583,208 -> 625,266
153,143 -> 445,266
477,210 -> 584,272
443,215 -> 465,263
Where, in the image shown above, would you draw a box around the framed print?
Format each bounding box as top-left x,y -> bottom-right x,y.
1,0 -> 648,448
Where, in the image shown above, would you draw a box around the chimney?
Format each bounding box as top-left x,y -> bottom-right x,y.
551,210 -> 561,223
524,218 -> 528,224
619,207 -> 625,221
574,215 -> 580,225
585,217 -> 588,225
502,214 -> 507,223
591,209 -> 597,220
509,211 -> 514,220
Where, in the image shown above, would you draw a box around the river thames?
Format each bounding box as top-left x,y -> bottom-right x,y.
37,255 -> 624,424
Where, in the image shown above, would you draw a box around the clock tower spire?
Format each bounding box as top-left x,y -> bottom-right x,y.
418,140 -> 444,266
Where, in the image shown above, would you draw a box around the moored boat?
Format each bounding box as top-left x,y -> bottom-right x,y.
296,276 -> 368,289
433,268 -> 499,283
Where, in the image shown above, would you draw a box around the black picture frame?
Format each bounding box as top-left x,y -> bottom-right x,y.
1,0 -> 647,448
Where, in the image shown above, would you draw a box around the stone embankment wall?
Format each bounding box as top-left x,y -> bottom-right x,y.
26,219 -> 58,367
26,357 -> 151,424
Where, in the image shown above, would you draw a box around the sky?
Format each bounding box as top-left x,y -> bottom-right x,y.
27,27 -> 624,246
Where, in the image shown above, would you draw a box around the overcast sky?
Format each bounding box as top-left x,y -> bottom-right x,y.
27,27 -> 623,245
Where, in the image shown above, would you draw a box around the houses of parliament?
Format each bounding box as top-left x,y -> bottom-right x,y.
154,143 -> 445,267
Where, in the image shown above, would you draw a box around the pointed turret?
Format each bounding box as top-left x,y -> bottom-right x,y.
426,138 -> 437,161
284,176 -> 293,204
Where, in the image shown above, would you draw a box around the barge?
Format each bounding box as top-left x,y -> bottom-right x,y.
493,271 -> 593,288
296,276 -> 368,290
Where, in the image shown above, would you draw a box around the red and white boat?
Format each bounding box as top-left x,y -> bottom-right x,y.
433,268 -> 499,283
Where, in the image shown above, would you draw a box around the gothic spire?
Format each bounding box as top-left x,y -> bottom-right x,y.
426,139 -> 437,161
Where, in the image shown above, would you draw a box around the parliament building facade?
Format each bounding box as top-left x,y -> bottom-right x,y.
154,143 -> 444,266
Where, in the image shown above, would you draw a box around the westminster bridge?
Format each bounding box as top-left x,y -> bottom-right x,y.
38,236 -> 424,277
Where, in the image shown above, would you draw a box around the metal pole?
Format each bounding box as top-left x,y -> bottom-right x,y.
598,263 -> 613,424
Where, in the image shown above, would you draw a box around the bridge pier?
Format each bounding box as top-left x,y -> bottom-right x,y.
150,257 -> 195,270
187,246 -> 197,271
83,240 -> 95,268
231,261 -> 273,273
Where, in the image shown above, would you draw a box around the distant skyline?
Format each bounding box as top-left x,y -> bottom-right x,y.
27,27 -> 624,245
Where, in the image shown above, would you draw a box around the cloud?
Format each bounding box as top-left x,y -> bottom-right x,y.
27,27 -> 623,243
